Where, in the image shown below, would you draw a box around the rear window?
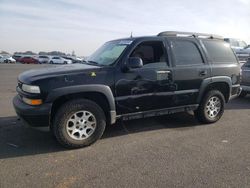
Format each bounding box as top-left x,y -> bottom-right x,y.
203,40 -> 237,63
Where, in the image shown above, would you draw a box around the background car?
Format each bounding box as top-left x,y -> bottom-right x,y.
240,58 -> 250,97
0,55 -> 5,63
224,38 -> 248,52
19,56 -> 39,64
38,55 -> 50,64
49,56 -> 72,64
224,38 -> 250,64
4,56 -> 16,63
0,55 -> 16,63
12,55 -> 23,63
62,56 -> 84,64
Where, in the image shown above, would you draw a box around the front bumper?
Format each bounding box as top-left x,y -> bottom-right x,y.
236,54 -> 250,64
13,95 -> 52,127
229,85 -> 242,100
241,85 -> 250,93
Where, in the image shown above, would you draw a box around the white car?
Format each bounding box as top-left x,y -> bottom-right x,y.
0,55 -> 16,63
38,55 -> 50,64
49,56 -> 72,64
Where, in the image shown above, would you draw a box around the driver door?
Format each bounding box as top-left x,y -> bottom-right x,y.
115,40 -> 175,115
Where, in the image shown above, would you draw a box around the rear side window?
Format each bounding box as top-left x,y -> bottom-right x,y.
171,40 -> 204,66
203,40 -> 237,63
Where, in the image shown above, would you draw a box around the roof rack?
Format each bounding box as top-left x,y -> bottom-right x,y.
157,31 -> 223,40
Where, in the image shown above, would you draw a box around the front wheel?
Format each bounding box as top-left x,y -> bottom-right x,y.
52,99 -> 106,148
194,90 -> 225,124
239,91 -> 247,98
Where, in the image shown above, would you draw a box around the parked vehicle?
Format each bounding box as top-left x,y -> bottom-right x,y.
62,56 -> 83,64
12,55 -> 23,62
13,31 -> 241,148
0,55 -> 16,63
49,56 -> 72,64
38,55 -> 50,64
0,55 -> 5,63
240,58 -> 250,97
224,38 -> 250,63
19,56 -> 39,64
4,56 -> 16,63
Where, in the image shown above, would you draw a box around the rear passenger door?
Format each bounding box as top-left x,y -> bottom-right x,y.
168,38 -> 210,106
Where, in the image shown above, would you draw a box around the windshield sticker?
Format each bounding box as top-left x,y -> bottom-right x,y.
119,40 -> 133,45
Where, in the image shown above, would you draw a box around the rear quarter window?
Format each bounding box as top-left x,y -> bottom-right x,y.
202,40 -> 237,63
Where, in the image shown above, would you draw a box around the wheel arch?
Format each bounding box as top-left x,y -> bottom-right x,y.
47,85 -> 116,125
197,77 -> 232,103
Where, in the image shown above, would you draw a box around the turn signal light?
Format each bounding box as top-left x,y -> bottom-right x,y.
23,97 -> 42,106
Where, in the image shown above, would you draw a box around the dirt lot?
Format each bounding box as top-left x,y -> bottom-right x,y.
0,64 -> 250,188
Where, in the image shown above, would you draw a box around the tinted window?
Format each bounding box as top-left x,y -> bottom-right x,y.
203,40 -> 237,63
171,40 -> 203,66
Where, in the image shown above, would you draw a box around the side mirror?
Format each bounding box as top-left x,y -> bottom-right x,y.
127,57 -> 143,69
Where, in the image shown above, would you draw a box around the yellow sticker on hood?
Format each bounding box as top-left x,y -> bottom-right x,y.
90,72 -> 96,77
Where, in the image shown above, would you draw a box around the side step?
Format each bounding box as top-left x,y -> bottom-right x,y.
117,104 -> 199,121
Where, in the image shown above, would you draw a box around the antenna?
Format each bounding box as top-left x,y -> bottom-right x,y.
130,32 -> 133,38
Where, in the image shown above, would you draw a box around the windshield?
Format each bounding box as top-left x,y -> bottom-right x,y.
87,40 -> 131,66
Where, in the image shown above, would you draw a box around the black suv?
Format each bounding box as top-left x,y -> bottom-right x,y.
13,31 -> 241,148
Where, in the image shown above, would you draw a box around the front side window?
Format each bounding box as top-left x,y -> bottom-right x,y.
171,40 -> 204,66
88,40 -> 131,66
129,41 -> 167,67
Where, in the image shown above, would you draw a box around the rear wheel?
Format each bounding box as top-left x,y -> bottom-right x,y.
52,99 -> 106,148
194,90 -> 225,124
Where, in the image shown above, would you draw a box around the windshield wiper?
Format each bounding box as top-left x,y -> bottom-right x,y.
87,60 -> 99,65
86,60 -> 106,66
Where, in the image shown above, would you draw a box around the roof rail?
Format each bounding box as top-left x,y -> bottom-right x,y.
157,31 -> 223,40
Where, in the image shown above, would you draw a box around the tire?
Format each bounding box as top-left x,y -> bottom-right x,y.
52,99 -> 106,148
49,61 -> 53,64
239,91 -> 247,98
194,90 -> 225,124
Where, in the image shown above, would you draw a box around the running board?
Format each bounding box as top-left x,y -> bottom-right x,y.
117,104 -> 199,121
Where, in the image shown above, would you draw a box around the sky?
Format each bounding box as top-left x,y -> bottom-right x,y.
0,0 -> 250,56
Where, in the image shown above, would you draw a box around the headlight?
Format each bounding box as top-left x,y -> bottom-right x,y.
22,84 -> 41,94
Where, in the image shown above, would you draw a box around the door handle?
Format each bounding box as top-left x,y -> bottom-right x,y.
199,70 -> 207,76
156,70 -> 171,80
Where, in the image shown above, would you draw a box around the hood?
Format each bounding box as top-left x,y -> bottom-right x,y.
19,64 -> 101,83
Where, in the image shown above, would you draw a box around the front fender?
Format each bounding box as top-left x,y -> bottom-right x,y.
46,84 -> 116,112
